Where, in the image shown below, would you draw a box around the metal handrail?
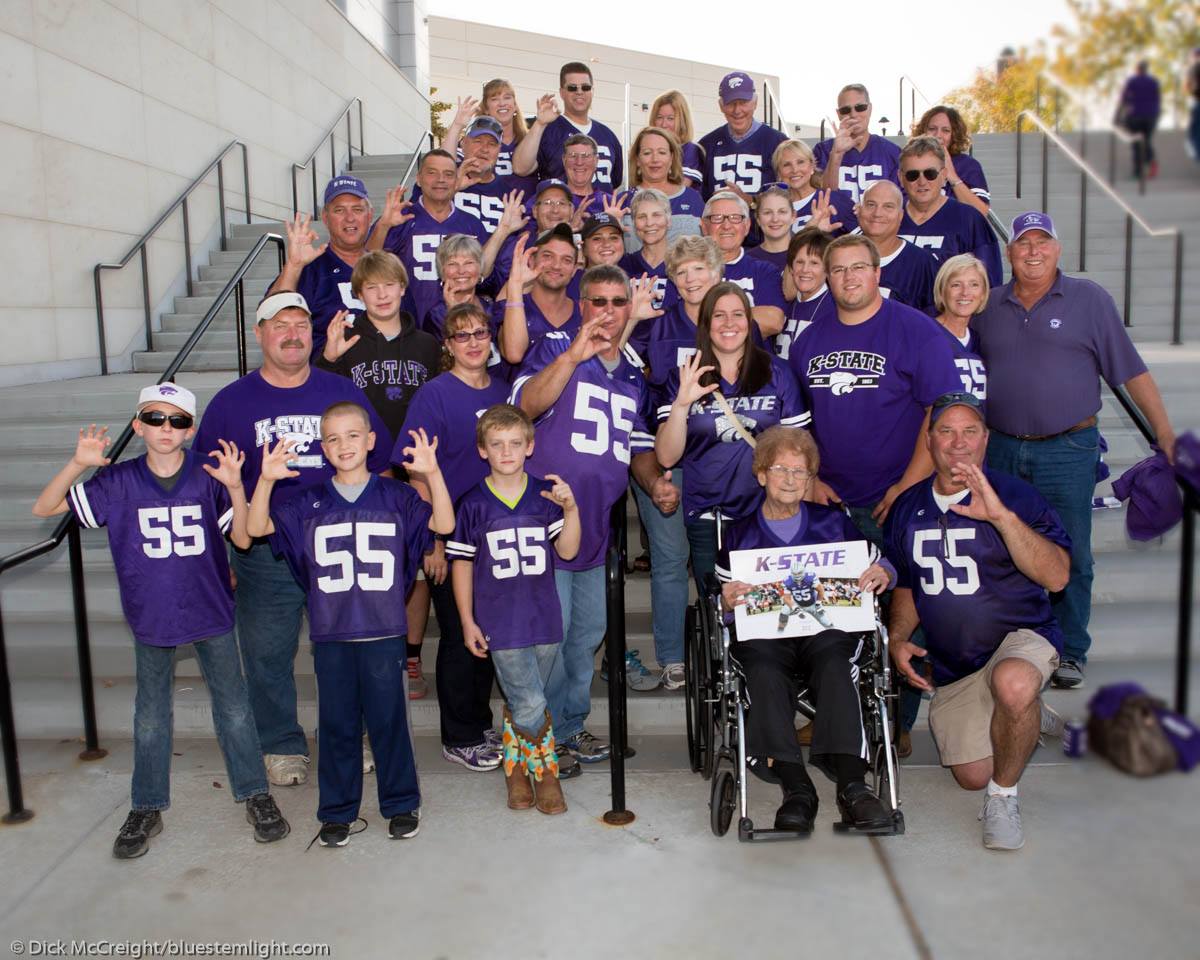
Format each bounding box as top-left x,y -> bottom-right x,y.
1015,110 -> 1184,343
93,140 -> 251,376
897,74 -> 933,135
0,234 -> 285,823
291,98 -> 366,216
762,80 -> 790,134
398,131 -> 434,190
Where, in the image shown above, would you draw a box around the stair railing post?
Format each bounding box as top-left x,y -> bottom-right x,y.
1123,214 -> 1133,326
181,196 -> 193,298
217,159 -> 227,251
68,523 -> 106,762
235,276 -> 248,378
242,143 -> 251,225
1015,115 -> 1023,199
603,498 -> 635,826
0,602 -> 34,823
1176,494 -> 1195,715
1172,233 -> 1184,346
140,246 -> 152,353
1040,130 -> 1048,214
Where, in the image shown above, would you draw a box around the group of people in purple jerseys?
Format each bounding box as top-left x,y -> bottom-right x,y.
34,65 -> 1180,856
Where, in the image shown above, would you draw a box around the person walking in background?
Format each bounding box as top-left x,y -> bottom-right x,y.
1116,61 -> 1161,180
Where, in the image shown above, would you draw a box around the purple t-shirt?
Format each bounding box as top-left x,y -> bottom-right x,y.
680,141 -> 704,185
812,135 -> 901,202
68,451 -> 235,647
282,247 -> 363,359
536,116 -> 624,189
723,250 -> 787,315
900,197 -> 1003,286
698,121 -> 788,198
971,271 -> 1148,437
491,292 -> 582,362
658,355 -> 809,521
446,476 -> 565,651
747,245 -> 788,270
269,475 -> 431,642
380,199 -> 490,328
773,286 -> 836,361
879,239 -> 938,315
454,176 -> 517,234
788,298 -> 963,507
943,153 -> 990,204
940,324 -> 988,403
619,251 -> 669,310
455,139 -> 537,195
193,368 -> 393,506
396,371 -> 511,505
791,189 -> 859,236
884,469 -> 1070,685
511,333 -> 654,570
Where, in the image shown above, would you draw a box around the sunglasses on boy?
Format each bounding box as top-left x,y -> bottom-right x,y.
137,410 -> 194,429
837,103 -> 870,116
904,168 -> 942,182
564,83 -> 593,93
450,328 -> 492,343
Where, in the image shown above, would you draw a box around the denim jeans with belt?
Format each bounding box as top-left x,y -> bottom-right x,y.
987,426 -> 1099,663
132,630 -> 268,811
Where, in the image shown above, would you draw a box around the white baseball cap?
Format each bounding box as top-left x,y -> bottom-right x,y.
136,382 -> 196,417
256,291 -> 312,324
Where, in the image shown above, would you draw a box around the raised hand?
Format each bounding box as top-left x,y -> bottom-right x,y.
72,425 -> 112,468
600,191 -> 630,222
534,93 -> 559,127
567,315 -> 612,364
809,189 -> 844,233
568,197 -> 588,234
202,439 -> 245,490
456,157 -> 489,191
505,234 -> 540,294
260,437 -> 301,482
379,186 -> 414,229
284,213 -> 327,269
496,189 -> 529,237
540,473 -> 577,511
650,470 -> 679,515
322,310 -> 361,362
947,462 -> 1008,524
400,428 -> 441,476
672,351 -> 719,409
832,118 -> 855,153
453,95 -> 480,128
944,151 -> 959,186
630,275 -> 665,324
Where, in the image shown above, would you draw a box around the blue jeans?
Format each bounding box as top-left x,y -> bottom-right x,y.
312,636 -> 420,823
632,470 -> 689,665
132,631 -> 268,811
988,427 -> 1099,663
546,565 -> 607,740
685,516 -> 719,599
492,643 -> 561,732
1191,102 -> 1200,163
230,542 -> 309,757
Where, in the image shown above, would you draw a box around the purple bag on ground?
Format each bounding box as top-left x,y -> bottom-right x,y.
1112,449 -> 1183,540
1153,707 -> 1200,772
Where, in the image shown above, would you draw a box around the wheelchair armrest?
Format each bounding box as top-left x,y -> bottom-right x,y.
703,572 -> 723,598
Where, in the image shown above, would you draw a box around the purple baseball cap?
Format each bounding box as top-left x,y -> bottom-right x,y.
465,116 -> 503,142
1010,211 -> 1058,242
719,71 -> 755,104
323,175 -> 370,206
533,178 -> 571,203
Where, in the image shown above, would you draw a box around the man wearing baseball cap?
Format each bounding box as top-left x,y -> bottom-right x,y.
698,71 -> 788,201
884,391 -> 1072,850
972,212 -> 1176,690
267,176 -> 376,358
452,116 -> 514,235
192,290 -> 392,788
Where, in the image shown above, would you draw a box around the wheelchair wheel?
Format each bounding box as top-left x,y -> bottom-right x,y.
873,740 -> 899,813
695,604 -> 715,780
684,606 -> 702,773
710,764 -> 737,837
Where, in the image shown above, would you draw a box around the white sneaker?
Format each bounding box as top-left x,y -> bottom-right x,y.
1039,702 -> 1066,743
980,793 -> 1024,850
363,737 -> 375,775
661,662 -> 686,690
264,753 -> 310,786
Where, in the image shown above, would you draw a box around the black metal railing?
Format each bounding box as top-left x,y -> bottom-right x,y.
603,497 -> 635,825
93,140 -> 251,376
0,234 -> 285,823
1015,110 -> 1185,344
291,98 -> 365,216
897,74 -> 932,137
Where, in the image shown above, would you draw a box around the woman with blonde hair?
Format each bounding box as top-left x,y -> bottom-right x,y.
771,139 -> 857,236
443,78 -> 535,192
650,90 -> 705,189
624,127 -> 704,247
931,253 -> 989,400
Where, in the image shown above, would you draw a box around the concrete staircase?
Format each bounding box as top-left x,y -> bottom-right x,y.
2,136 -> 1198,749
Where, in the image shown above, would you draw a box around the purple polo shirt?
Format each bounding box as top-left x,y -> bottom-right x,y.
971,271 -> 1148,438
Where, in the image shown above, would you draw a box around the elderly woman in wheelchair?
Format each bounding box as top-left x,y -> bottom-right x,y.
710,426 -> 902,837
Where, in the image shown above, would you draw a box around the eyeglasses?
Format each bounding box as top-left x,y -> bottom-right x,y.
450,328 -> 492,343
565,84 -> 593,93
138,410 -> 193,429
766,466 -> 811,480
904,168 -> 942,182
837,103 -> 871,116
564,152 -> 596,162
828,261 -> 873,277
704,214 -> 746,225
583,296 -> 630,308
537,198 -> 571,208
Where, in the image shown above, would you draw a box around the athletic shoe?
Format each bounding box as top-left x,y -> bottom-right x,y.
388,811 -> 420,839
112,810 -> 162,860
245,794 -> 290,843
483,727 -> 503,752
558,749 -> 582,780
624,650 -> 661,691
561,729 -> 610,763
1039,703 -> 1066,740
318,822 -> 351,847
264,753 -> 309,786
661,662 -> 686,691
1051,659 -> 1084,689
980,794 -> 1024,850
442,742 -> 502,771
407,657 -> 428,700
363,736 -> 375,774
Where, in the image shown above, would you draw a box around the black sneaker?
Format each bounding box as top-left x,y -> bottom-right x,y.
245,794 -> 290,843
558,750 -> 583,780
1051,658 -> 1085,689
388,811 -> 420,839
113,810 -> 163,860
318,822 -> 351,847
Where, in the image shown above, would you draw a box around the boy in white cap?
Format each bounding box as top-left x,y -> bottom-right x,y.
33,382 -> 290,859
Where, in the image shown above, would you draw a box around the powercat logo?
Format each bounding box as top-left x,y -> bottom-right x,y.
806,351 -> 886,394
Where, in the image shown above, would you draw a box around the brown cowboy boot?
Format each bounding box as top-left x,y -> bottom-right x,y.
525,711 -> 567,815
502,707 -> 534,810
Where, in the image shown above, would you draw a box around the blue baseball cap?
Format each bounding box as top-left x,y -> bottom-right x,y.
719,72 -> 755,104
323,176 -> 370,205
581,212 -> 623,241
929,391 -> 985,427
465,116 -> 503,142
533,178 -> 571,203
1010,211 -> 1058,241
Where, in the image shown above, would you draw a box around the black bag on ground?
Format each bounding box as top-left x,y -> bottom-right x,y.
1088,686 -> 1178,777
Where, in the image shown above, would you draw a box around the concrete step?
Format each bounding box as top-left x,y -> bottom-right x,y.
131,351 -> 251,373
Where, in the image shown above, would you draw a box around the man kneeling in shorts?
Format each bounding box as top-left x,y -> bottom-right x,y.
884,392 -> 1071,850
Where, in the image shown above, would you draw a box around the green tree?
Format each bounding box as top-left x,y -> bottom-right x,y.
944,52 -> 1061,134
430,87 -> 454,144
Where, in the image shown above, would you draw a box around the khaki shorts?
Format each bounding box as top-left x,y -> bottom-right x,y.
927,629 -> 1060,767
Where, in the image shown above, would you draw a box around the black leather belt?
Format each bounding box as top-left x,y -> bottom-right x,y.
1012,415 -> 1098,442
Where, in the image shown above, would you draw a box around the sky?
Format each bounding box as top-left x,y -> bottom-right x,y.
425,0 -> 1077,130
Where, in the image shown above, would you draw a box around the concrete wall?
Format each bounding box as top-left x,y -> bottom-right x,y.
428,17 -> 789,161
0,0 -> 430,386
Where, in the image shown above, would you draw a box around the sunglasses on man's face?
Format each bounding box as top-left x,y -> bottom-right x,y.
138,410 -> 194,429
904,168 -> 942,182
583,296 -> 630,308
837,103 -> 870,116
565,83 -> 593,93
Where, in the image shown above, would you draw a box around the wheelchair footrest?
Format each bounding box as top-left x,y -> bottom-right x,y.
832,810 -> 905,837
737,817 -> 812,843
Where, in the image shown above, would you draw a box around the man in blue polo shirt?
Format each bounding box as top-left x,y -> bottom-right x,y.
972,212 -> 1176,689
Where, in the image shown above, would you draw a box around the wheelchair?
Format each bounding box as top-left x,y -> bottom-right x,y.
684,573 -> 905,842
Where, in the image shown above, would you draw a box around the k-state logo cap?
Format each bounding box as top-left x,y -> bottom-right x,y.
719,72 -> 755,103
136,382 -> 197,417
256,291 -> 312,324
323,175 -> 370,205
1010,211 -> 1058,241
